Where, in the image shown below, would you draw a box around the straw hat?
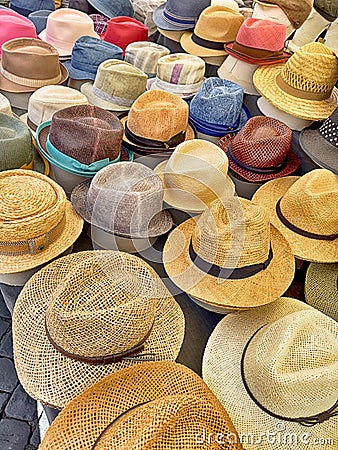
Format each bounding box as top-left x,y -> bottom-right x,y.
202,296 -> 338,450
125,41 -> 170,77
39,361 -> 243,449
154,139 -> 235,212
13,250 -> 185,409
253,42 -> 338,121
305,262 -> 338,322
163,196 -> 295,309
0,169 -> 83,274
252,169 -> 338,262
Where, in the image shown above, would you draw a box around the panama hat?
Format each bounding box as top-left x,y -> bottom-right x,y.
253,42 -> 338,121
39,361 -> 243,449
13,250 -> 185,409
252,169 -> 338,262
202,296 -> 338,450
305,262 -> 338,322
163,196 -> 295,310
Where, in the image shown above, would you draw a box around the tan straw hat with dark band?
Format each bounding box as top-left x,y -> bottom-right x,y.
39,362 -> 244,450
13,251 -> 185,409
252,169 -> 338,262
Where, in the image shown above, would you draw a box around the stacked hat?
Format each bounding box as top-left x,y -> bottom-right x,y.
153,0 -> 211,32
0,9 -> 37,55
87,0 -> 134,18
125,41 -> 170,77
10,0 -> 55,17
28,10 -> 53,34
101,16 -> 148,53
253,0 -> 313,29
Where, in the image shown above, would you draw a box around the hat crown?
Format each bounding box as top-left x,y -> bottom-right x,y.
0,93 -> 12,115
0,10 -> 37,53
103,16 -> 148,51
319,107 -> 338,148
163,0 -> 211,21
156,53 -> 205,85
235,18 -> 286,51
125,42 -> 170,75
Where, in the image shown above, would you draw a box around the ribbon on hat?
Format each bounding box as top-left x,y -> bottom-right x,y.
151,77 -> 204,96
163,9 -> 196,28
191,33 -> 225,50
125,122 -> 186,150
276,74 -> 333,101
0,65 -> 62,88
93,85 -> 135,108
228,144 -> 287,174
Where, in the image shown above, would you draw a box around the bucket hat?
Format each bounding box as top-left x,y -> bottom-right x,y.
101,16 -> 148,53
63,36 -> 123,81
252,169 -> 338,262
305,262 -> 338,321
39,362 -> 243,450
87,0 -> 134,19
0,9 -> 37,56
0,169 -> 83,274
28,10 -> 53,34
13,250 -> 185,409
39,9 -> 99,57
125,41 -> 170,77
163,196 -> 295,309
253,42 -> 338,121
153,0 -> 211,32
180,6 -> 244,57
202,296 -> 338,450
89,13 -> 109,34
299,107 -> 338,174
81,59 -> 147,112
219,116 -> 300,182
10,0 -> 55,17
253,0 -> 313,29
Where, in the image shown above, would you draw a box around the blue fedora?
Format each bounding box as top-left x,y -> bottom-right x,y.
10,0 -> 54,17
86,0 -> 134,19
153,0 -> 210,31
63,36 -> 123,81
28,9 -> 53,34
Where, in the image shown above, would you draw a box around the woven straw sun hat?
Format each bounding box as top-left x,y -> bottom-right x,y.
39,361 -> 244,449
252,169 -> 338,263
13,250 -> 184,409
253,42 -> 338,121
305,262 -> 338,322
163,196 -> 295,310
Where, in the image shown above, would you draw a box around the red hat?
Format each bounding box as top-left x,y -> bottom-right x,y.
226,18 -> 290,65
0,10 -> 37,56
101,16 -> 148,53
219,116 -> 300,182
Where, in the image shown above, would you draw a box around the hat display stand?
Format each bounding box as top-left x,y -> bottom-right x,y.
218,56 -> 259,95
187,293 -> 245,314
228,169 -> 264,199
67,77 -> 91,91
325,18 -> 338,50
0,91 -> 32,111
49,164 -> 89,198
252,1 -> 294,37
132,151 -> 174,170
156,30 -> 185,53
162,201 -> 200,226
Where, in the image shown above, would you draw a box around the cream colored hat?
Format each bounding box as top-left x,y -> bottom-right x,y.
0,92 -> 12,115
202,296 -> 338,450
154,139 -> 235,212
125,41 -> 170,76
81,59 -> 148,111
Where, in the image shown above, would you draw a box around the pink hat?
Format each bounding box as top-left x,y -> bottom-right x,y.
226,18 -> 290,65
101,16 -> 148,54
0,10 -> 37,56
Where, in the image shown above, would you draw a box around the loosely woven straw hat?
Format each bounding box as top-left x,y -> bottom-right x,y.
252,169 -> 338,262
202,297 -> 338,450
163,196 -> 295,309
13,250 -> 185,409
39,362 -> 244,450
0,169 -> 83,274
305,262 -> 338,322
253,42 -> 338,121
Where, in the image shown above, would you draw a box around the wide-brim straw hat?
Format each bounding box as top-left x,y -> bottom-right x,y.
305,262 -> 338,321
13,250 -> 185,409
202,296 -> 338,450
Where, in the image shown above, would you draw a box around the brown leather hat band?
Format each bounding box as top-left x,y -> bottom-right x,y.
230,41 -> 285,60
276,74 -> 332,101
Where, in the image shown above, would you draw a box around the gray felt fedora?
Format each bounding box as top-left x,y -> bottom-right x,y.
153,0 -> 211,31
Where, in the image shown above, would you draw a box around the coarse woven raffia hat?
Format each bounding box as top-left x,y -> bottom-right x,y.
153,0 -> 211,32
81,59 -> 147,112
39,361 -> 244,450
12,250 -> 185,409
101,16 -> 148,54
0,169 -> 83,274
299,107 -> 338,174
28,10 -> 53,35
305,262 -> 338,321
154,139 -> 235,212
202,296 -> 338,450
252,169 -> 338,262
253,42 -> 338,122
87,0 -> 134,19
125,41 -> 170,77
0,9 -> 37,56
10,0 -> 55,17
253,0 -> 313,29
163,196 -> 295,309
219,116 -> 300,182
71,162 -> 173,238
180,5 -> 244,58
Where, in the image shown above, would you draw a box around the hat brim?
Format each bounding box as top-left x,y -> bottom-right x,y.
62,60 -> 96,81
81,82 -> 131,111
71,179 -> 174,238
38,29 -> 100,56
253,64 -> 338,121
13,250 -> 185,409
163,217 -> 295,308
202,296 -> 338,449
147,78 -> 198,100
153,4 -> 195,32
87,0 -> 134,19
299,128 -> 338,174
225,43 -> 290,65
252,176 -> 338,262
180,32 -> 227,58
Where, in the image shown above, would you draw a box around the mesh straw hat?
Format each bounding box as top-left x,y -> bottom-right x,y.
39,361 -> 243,450
71,162 -> 173,238
219,116 -> 300,182
0,9 -> 37,55
13,250 -> 185,409
154,139 -> 235,212
125,41 -> 170,77
253,42 -> 338,121
305,262 -> 338,321
163,196 -> 295,309
180,6 -> 244,58
81,60 -> 148,112
153,0 -> 211,32
252,169 -> 338,262
253,0 -> 313,29
0,169 -> 83,274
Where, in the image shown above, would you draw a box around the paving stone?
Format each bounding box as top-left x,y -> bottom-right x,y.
28,424 -> 40,448
0,295 -> 11,320
0,321 -> 9,343
0,418 -> 30,450
0,331 -> 13,359
5,384 -> 37,422
0,358 -> 18,393
0,392 -> 10,415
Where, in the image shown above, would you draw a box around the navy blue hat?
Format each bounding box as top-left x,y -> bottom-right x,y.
10,0 -> 55,17
153,0 -> 211,32
28,9 -> 53,34
63,36 -> 123,81
86,0 -> 134,19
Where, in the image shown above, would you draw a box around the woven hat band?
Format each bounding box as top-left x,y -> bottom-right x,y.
230,41 -> 285,60
92,85 -> 134,108
0,214 -> 66,256
276,74 -> 332,101
191,34 -> 225,50
125,122 -> 186,150
228,144 -> 287,174
154,77 -> 203,95
0,65 -> 62,88
163,10 -> 196,27
276,198 -> 338,241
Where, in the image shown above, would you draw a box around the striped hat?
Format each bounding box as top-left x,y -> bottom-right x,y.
125,41 -> 170,76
